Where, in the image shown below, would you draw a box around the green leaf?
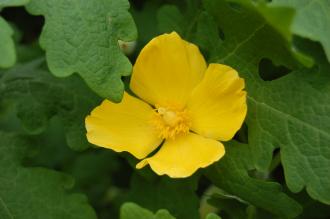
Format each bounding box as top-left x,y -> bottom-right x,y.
0,17 -> 16,68
157,5 -> 186,36
0,59 -> 100,150
0,0 -> 31,68
130,1 -> 160,49
0,0 -> 29,7
247,63 -> 330,204
206,213 -> 222,219
26,0 -> 137,101
271,0 -> 330,62
158,0 -> 330,208
224,0 -> 314,67
0,131 -> 97,219
120,202 -> 175,219
200,0 -> 330,205
157,1 -> 312,67
126,174 -> 200,219
206,142 -> 302,218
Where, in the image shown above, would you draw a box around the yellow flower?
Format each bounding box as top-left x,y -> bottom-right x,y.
85,32 -> 247,178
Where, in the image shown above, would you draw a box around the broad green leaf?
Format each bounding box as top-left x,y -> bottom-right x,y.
0,17 -> 15,68
271,0 -> 330,62
206,142 -> 302,218
225,0 -> 313,66
120,202 -> 175,219
157,1 -> 312,67
126,174 -> 200,219
26,0 -> 137,101
0,131 -> 97,219
0,59 -> 100,150
200,0 -> 330,205
247,63 -> 330,204
158,0 -> 330,208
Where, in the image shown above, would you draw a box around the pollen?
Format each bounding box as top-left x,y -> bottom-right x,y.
152,105 -> 191,139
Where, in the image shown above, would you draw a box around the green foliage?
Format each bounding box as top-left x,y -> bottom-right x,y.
1,0 -> 330,218
25,0 -> 137,102
0,59 -> 100,150
201,0 -> 330,205
126,174 -> 200,219
206,142 -> 302,218
0,17 -> 15,68
206,213 -> 222,219
0,0 -> 29,7
120,202 -> 175,219
271,0 -> 330,62
0,132 -> 97,219
0,0 -> 30,68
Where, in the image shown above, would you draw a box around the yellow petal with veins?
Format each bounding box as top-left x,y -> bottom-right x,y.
187,64 -> 247,141
136,132 -> 225,178
85,92 -> 163,159
130,32 -> 207,108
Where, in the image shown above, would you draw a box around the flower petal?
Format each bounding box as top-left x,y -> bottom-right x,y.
136,133 -> 225,178
187,64 -> 247,141
130,32 -> 207,108
85,92 -> 162,159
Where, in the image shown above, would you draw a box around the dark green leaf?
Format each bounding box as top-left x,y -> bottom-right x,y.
0,59 -> 100,150
201,0 -> 330,205
206,142 -> 302,218
126,174 -> 200,219
120,202 -> 175,219
0,131 -> 97,219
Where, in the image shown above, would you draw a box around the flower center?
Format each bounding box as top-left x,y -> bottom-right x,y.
152,105 -> 190,139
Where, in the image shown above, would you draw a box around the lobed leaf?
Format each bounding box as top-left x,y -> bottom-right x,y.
26,0 -> 137,101
0,59 -> 100,150
202,0 -> 330,205
206,142 -> 302,218
157,0 -> 330,212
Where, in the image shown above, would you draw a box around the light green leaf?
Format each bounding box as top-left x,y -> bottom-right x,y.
0,17 -> 16,68
206,142 -> 302,218
206,213 -> 222,219
225,0 -> 314,67
0,0 -> 29,7
271,0 -> 330,62
26,0 -> 137,101
120,202 -> 175,219
0,59 -> 100,150
0,0 -> 31,68
0,132 -> 97,219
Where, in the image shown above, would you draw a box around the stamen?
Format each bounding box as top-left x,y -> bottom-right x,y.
152,105 -> 191,139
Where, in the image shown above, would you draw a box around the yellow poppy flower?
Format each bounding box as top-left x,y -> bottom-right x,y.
85,32 -> 247,178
